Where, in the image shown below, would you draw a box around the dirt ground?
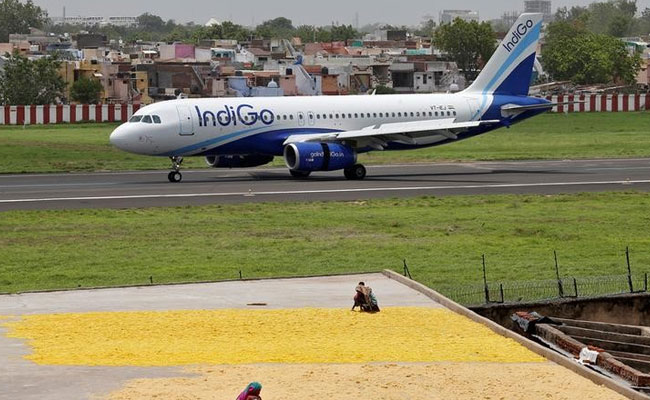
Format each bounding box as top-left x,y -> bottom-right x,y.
107,362 -> 626,400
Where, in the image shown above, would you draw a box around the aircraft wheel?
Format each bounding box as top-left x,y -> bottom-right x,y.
290,170 -> 311,178
344,164 -> 367,180
168,171 -> 182,183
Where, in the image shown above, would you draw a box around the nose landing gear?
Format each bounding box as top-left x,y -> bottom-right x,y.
168,156 -> 184,183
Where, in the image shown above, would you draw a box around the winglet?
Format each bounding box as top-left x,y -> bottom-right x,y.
464,13 -> 543,96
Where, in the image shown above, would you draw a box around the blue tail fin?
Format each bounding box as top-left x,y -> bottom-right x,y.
464,13 -> 543,96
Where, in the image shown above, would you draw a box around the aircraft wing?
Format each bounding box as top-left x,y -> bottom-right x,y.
284,118 -> 501,150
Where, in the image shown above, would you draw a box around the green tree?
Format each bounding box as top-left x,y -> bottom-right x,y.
432,18 -> 496,82
192,21 -> 251,43
70,76 -> 103,104
542,21 -> 641,85
556,1 -> 637,37
0,52 -> 65,105
330,24 -> 359,41
415,19 -> 436,38
137,13 -> 166,32
255,17 -> 295,39
0,0 -> 48,42
374,85 -> 396,94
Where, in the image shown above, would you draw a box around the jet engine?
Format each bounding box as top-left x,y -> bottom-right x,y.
283,142 -> 357,172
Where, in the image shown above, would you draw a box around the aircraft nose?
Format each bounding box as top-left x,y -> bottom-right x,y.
109,125 -> 129,150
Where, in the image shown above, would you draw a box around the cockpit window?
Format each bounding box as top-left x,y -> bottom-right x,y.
142,115 -> 152,124
129,115 -> 143,123
152,115 -> 161,124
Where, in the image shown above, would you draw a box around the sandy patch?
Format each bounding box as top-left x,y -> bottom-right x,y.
4,307 -> 543,366
107,362 -> 626,400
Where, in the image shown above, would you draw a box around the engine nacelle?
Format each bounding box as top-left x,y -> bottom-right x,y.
205,154 -> 274,168
284,142 -> 357,172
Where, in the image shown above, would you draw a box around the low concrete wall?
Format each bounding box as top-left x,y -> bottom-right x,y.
471,293 -> 650,330
382,270 -> 649,400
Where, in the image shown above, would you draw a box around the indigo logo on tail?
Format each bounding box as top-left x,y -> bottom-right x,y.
502,19 -> 535,53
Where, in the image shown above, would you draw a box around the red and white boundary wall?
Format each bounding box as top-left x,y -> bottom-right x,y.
546,94 -> 649,113
1,95 -> 649,125
0,104 -> 142,125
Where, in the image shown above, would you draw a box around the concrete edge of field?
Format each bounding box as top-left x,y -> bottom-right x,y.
382,269 -> 648,400
0,271 -> 381,296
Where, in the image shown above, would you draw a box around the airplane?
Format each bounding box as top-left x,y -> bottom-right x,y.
110,13 -> 552,183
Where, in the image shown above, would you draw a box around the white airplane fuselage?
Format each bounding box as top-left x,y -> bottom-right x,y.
110,93 -> 498,157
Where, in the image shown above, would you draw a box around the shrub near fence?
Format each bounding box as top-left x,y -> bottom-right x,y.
0,104 -> 142,125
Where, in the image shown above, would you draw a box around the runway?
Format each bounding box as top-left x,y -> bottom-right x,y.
1,158 -> 649,211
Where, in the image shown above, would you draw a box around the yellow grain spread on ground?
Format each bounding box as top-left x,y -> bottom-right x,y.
108,363 -> 628,400
4,307 -> 544,366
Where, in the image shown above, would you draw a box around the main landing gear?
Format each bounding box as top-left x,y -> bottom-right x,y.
344,164 -> 367,180
167,156 -> 183,183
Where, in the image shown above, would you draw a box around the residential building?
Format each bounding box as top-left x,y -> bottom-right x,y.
439,10 -> 479,25
51,16 -> 137,27
524,0 -> 553,23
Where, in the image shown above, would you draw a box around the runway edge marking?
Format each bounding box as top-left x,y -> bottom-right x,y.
1,179 -> 650,204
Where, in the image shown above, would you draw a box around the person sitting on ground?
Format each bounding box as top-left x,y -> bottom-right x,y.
236,382 -> 262,400
352,281 -> 369,311
352,282 -> 380,312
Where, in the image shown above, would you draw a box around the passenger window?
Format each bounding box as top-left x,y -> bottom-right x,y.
142,115 -> 152,123
416,112 -> 420,117
152,115 -> 161,124
348,113 -> 352,118
410,112 -> 414,117
435,112 -> 438,117
447,111 -> 451,116
336,114 -> 340,118
290,115 -> 294,120
428,112 -> 433,117
283,115 -> 287,120
316,114 -> 321,119
354,113 -> 358,118
398,112 -> 402,117
453,111 -> 457,116
342,114 -> 346,119
373,113 -> 377,118
330,114 -> 333,119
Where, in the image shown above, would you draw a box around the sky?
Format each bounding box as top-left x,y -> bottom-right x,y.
32,0 -> 650,27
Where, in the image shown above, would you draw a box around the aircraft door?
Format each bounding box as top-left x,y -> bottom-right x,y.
307,112 -> 315,126
298,112 -> 306,126
176,105 -> 195,136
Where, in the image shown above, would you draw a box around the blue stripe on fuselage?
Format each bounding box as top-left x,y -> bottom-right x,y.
163,127 -> 342,157
159,126 -> 266,156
